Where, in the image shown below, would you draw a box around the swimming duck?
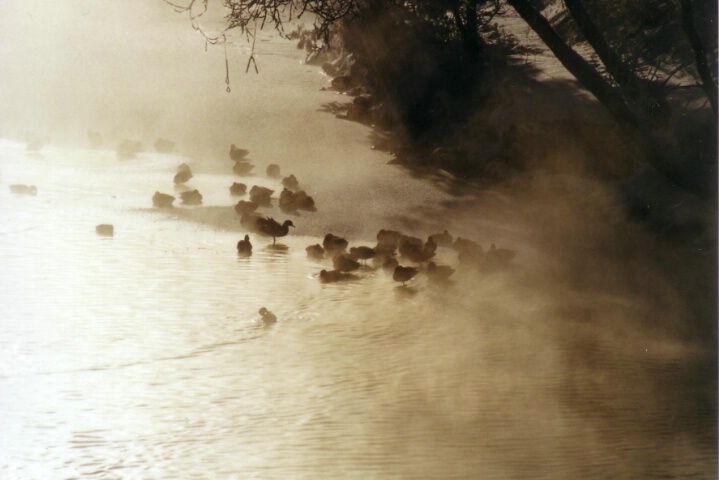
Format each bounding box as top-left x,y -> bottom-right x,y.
349,246 -> 375,264
259,307 -> 277,324
230,182 -> 247,196
9,184 -> 37,195
306,244 -> 325,260
282,174 -> 299,190
237,234 -> 253,256
452,237 -> 481,253
393,265 -> 419,286
249,185 -> 273,206
256,217 -> 295,244
179,189 -> 202,205
429,230 -> 453,247
426,261 -> 455,283
279,188 -> 299,213
230,144 -> 249,161
95,224 -> 114,237
481,243 -> 516,272
173,169 -> 193,185
266,164 -> 281,178
233,160 -> 255,176
152,191 -> 175,208
333,253 -> 361,272
234,200 -> 259,216
319,269 -> 356,283
323,233 -> 348,254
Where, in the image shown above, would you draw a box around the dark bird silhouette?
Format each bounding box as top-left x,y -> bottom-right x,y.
95,224 -> 114,237
319,269 -> 357,283
282,174 -> 299,190
249,185 -> 273,206
234,200 -> 259,216
230,182 -> 247,196
174,163 -> 193,184
333,253 -> 361,272
426,261 -> 455,283
393,265 -> 419,286
230,144 -> 249,161
152,191 -> 175,208
179,189 -> 202,205
429,230 -> 453,247
256,217 -> 295,244
233,160 -> 255,176
266,164 -> 281,178
306,244 -> 325,260
349,246 -> 375,264
116,139 -> 142,159
398,235 -> 424,257
237,234 -> 252,256
259,307 -> 277,324
452,237 -> 481,253
279,188 -> 299,213
9,184 -> 37,195
323,233 -> 348,255
481,243 -> 516,272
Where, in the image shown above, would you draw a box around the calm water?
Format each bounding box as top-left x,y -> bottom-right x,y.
0,138 -> 715,479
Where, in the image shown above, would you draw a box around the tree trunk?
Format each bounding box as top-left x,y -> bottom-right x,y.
678,0 -> 718,116
506,0 -> 712,199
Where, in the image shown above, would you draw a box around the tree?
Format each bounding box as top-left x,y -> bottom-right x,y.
506,0 -> 716,199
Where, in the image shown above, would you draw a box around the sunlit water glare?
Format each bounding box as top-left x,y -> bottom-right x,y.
0,136 -> 715,479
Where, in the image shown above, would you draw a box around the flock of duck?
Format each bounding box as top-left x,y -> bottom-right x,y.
9,142 -> 516,325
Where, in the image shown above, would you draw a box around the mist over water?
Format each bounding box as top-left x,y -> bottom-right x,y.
0,1 -> 716,479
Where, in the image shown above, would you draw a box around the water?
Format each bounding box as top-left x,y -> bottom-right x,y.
0,23 -> 716,480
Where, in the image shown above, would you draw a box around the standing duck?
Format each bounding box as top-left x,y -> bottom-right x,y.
323,233 -> 348,255
393,265 -> 419,286
256,217 -> 295,244
259,307 -> 277,324
333,253 -> 361,273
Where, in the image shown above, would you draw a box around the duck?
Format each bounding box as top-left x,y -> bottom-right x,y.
393,265 -> 419,286
294,190 -> 315,211
237,234 -> 252,256
349,246 -> 375,264
429,230 -> 453,247
323,233 -> 348,254
306,244 -> 325,260
95,224 -> 114,237
234,200 -> 259,216
173,169 -> 193,185
426,261 -> 455,283
256,217 -> 295,244
279,188 -> 299,213
230,144 -> 249,161
152,191 -> 175,208
282,174 -> 299,190
259,307 -> 277,324
230,182 -> 247,196
398,235 -> 424,257
266,164 -> 281,178
249,185 -> 273,206
481,243 -> 516,272
333,253 -> 361,272
452,237 -> 481,253
233,160 -> 255,176
319,269 -> 356,283
179,189 -> 202,205
9,184 -> 37,195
